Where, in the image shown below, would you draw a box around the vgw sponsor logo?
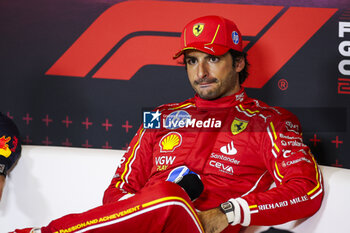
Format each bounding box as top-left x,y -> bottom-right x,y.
45,1 -> 336,89
155,156 -> 176,171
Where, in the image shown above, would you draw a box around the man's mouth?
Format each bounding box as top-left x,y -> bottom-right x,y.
196,78 -> 217,88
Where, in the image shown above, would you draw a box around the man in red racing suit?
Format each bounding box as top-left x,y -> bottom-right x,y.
12,15 -> 323,233
103,88 -> 323,232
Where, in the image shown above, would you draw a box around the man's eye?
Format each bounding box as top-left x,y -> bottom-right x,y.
186,58 -> 197,65
209,56 -> 220,62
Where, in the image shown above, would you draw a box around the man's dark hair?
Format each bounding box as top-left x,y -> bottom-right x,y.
229,49 -> 249,85
182,49 -> 249,85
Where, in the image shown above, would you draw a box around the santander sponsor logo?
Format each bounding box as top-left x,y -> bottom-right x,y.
220,141 -> 237,155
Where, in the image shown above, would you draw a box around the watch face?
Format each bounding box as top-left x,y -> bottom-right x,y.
221,202 -> 233,211
221,201 -> 235,224
222,202 -> 231,210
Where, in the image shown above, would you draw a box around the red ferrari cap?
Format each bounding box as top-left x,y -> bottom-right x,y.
173,15 -> 242,59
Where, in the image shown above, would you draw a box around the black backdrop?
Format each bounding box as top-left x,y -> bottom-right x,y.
1,0 -> 350,168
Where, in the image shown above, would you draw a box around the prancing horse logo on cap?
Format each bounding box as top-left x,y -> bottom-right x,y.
193,23 -> 204,37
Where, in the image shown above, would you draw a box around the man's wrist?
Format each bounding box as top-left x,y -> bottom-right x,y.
219,201 -> 235,224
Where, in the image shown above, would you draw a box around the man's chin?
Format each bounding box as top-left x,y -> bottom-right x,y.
198,92 -> 220,100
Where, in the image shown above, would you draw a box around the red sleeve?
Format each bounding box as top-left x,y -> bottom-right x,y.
230,110 -> 323,226
103,126 -> 154,204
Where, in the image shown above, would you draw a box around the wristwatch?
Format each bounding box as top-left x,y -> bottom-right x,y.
220,201 -> 235,224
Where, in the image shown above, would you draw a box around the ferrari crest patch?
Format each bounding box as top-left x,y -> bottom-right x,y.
231,118 -> 248,135
193,23 -> 204,37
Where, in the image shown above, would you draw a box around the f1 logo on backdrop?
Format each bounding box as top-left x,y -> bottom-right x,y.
45,1 -> 336,88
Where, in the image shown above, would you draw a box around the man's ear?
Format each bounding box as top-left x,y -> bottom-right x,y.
235,57 -> 245,72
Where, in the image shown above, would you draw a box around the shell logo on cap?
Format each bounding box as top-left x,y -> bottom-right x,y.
159,132 -> 182,153
232,31 -> 239,45
193,23 -> 204,37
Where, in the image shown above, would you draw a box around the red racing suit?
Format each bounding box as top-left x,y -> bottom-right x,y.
103,88 -> 323,232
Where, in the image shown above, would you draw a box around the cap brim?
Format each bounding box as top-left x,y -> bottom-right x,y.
173,43 -> 230,59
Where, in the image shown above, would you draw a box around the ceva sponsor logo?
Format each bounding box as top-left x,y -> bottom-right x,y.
209,160 -> 234,175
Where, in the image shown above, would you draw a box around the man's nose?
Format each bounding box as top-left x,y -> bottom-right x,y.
197,61 -> 209,79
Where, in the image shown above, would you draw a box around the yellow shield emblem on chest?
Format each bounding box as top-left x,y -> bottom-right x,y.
193,23 -> 204,37
231,119 -> 248,135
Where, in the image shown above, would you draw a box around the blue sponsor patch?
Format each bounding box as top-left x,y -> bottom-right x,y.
232,31 -> 239,45
164,110 -> 191,129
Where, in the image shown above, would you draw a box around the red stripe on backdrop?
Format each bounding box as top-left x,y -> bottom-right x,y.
45,1 -> 281,78
45,2 -> 336,88
243,7 -> 337,88
93,35 -> 250,80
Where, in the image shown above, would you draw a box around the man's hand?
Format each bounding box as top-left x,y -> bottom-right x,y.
0,175 -> 5,201
198,207 -> 229,233
166,166 -> 204,201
